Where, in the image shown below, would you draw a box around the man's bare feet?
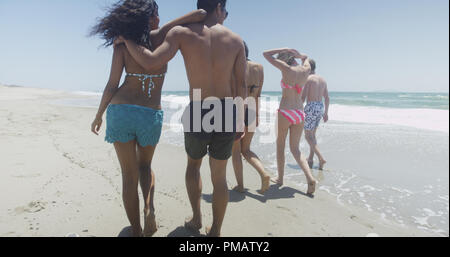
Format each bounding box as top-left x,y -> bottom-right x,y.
259,176 -> 271,194
271,177 -> 283,186
184,217 -> 202,234
232,185 -> 246,193
143,209 -> 158,237
319,159 -> 327,170
307,180 -> 318,196
205,227 -> 221,237
308,159 -> 314,169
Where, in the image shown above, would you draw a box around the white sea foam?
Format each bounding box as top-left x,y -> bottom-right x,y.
413,216 -> 430,227
72,91 -> 102,97
423,95 -> 449,100
329,105 -> 449,133
361,185 -> 381,192
390,187 -> 414,196
422,208 -> 441,217
161,94 -> 190,106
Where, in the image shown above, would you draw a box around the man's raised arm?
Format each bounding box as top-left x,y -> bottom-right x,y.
123,27 -> 182,71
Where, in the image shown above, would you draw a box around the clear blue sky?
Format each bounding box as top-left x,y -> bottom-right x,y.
0,0 -> 448,93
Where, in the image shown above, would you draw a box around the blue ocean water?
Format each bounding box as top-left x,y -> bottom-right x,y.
68,90 -> 449,110
162,91 -> 449,109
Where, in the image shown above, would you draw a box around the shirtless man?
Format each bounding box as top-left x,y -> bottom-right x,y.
301,60 -> 330,170
119,0 -> 246,237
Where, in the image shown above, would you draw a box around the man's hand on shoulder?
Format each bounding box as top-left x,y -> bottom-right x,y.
114,36 -> 125,46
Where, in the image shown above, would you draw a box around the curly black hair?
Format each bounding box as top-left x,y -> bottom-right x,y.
197,0 -> 226,13
90,0 -> 158,49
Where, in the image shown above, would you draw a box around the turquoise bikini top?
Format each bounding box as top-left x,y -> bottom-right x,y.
126,72 -> 166,98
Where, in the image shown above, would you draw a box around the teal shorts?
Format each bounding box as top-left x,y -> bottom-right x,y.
105,104 -> 163,147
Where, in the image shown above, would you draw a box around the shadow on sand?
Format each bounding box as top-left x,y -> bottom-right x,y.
167,226 -> 207,238
202,184 -> 312,204
117,226 -> 134,237
118,225 -> 206,237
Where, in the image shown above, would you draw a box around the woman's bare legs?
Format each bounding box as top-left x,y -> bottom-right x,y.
114,140 -> 142,237
240,130 -> 270,193
231,140 -> 245,193
290,124 -> 318,195
137,144 -> 157,237
272,113 -> 290,186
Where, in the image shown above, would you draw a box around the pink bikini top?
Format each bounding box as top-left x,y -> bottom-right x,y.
281,81 -> 303,94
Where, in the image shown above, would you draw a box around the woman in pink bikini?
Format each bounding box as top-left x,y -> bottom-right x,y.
263,48 -> 318,196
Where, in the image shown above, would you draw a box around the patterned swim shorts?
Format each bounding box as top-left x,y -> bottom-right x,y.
304,101 -> 325,131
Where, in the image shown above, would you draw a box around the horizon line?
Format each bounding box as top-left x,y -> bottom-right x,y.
1,84 -> 449,95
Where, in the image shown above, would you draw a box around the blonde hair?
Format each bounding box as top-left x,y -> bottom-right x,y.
277,52 -> 295,66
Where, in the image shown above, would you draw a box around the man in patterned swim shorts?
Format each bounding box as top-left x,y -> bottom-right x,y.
301,60 -> 330,170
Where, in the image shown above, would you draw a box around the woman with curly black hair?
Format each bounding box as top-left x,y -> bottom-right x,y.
90,0 -> 206,237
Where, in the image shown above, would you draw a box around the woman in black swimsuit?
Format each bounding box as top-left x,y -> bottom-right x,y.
232,42 -> 271,194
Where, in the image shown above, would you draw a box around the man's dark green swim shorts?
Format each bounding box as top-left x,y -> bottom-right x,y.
184,132 -> 236,161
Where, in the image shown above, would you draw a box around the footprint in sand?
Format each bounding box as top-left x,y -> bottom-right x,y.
350,215 -> 374,230
15,201 -> 47,214
276,206 -> 298,218
29,223 -> 39,231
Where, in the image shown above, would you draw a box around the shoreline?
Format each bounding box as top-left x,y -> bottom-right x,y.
0,85 -> 439,237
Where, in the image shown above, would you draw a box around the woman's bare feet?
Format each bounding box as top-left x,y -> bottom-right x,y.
205,227 -> 221,237
259,176 -> 271,194
319,159 -> 327,170
143,209 -> 158,237
307,180 -> 318,196
232,185 -> 246,193
271,177 -> 283,186
184,217 -> 202,233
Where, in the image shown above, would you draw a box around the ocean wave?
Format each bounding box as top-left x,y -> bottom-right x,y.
72,91 -> 102,97
161,94 -> 190,106
329,104 -> 449,133
423,95 -> 449,100
160,93 -> 449,133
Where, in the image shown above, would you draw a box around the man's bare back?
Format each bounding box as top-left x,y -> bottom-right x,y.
304,74 -> 328,103
173,23 -> 245,99
121,21 -> 246,101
